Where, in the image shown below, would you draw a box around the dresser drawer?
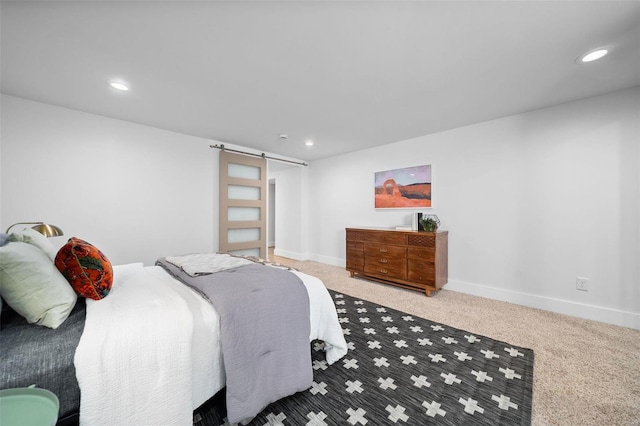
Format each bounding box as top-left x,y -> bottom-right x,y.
408,258 -> 434,273
346,252 -> 364,270
407,247 -> 435,261
407,269 -> 435,286
365,243 -> 406,258
364,263 -> 407,280
346,229 -> 367,241
363,232 -> 406,245
407,233 -> 436,248
365,253 -> 406,271
408,258 -> 435,286
347,241 -> 364,252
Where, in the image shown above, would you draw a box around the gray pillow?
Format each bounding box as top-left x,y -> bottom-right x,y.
0,241 -> 77,328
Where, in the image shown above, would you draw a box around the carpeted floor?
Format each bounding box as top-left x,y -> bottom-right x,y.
272,252 -> 640,426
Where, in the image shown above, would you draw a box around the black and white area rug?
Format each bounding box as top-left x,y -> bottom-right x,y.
199,290 -> 534,425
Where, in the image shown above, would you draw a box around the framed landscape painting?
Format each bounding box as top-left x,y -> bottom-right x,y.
374,164 -> 432,209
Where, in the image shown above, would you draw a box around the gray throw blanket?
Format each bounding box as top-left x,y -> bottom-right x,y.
156,258 -> 312,424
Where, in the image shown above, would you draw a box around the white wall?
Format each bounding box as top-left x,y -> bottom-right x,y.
1,95 -> 220,265
304,88 -> 640,329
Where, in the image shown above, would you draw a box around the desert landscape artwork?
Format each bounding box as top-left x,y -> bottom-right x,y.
374,165 -> 432,208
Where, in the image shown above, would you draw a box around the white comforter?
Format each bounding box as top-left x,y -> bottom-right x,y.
74,263 -> 347,426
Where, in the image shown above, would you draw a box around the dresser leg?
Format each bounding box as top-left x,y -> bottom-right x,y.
349,271 -> 355,277
425,288 -> 433,297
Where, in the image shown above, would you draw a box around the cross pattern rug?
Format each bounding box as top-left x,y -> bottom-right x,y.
200,290 -> 534,425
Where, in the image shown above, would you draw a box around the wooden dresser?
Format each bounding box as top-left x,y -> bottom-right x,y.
346,228 -> 448,296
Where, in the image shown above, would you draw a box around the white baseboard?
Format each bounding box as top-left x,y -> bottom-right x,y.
273,249 -> 344,267
446,279 -> 640,331
273,248 -> 307,261
309,253 -> 344,267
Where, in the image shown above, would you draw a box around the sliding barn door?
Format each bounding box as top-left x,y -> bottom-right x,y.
219,151 -> 267,259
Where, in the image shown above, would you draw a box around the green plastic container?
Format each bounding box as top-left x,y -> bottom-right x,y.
0,387 -> 59,426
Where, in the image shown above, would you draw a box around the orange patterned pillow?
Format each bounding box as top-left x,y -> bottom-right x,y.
55,237 -> 113,300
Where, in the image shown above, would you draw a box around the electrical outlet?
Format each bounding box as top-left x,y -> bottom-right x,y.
576,277 -> 589,291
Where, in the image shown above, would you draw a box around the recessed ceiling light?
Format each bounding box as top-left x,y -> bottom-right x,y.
305,140 -> 314,147
109,81 -> 129,91
579,48 -> 609,63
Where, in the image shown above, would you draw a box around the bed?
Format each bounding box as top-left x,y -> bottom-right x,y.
0,233 -> 348,426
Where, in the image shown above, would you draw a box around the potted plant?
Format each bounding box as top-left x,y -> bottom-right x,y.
419,215 -> 440,232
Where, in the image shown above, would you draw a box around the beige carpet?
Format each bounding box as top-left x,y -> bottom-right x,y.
272,253 -> 640,426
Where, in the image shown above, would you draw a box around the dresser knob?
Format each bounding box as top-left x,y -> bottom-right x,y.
379,248 -> 388,253
380,269 -> 388,274
380,258 -> 388,263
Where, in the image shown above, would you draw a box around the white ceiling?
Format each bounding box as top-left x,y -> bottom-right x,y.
2,1 -> 639,162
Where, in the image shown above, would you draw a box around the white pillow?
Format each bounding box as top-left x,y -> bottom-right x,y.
8,228 -> 58,261
0,241 -> 77,328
